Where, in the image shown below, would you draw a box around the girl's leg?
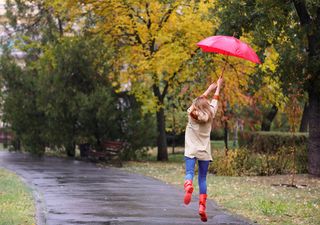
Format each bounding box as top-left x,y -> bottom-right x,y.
198,160 -> 210,194
185,156 -> 196,181
184,156 -> 196,205
198,160 -> 210,222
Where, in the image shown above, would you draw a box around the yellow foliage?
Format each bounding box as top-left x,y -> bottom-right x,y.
44,0 -> 84,33
261,47 -> 279,73
60,0 -> 218,112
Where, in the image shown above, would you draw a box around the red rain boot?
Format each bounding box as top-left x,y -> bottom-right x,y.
183,180 -> 193,205
199,194 -> 208,222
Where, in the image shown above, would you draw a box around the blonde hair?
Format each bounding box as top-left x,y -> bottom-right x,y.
190,96 -> 213,123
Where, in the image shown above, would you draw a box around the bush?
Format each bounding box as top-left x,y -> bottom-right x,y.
210,145 -> 308,176
210,128 -> 224,140
238,131 -> 308,153
120,111 -> 156,160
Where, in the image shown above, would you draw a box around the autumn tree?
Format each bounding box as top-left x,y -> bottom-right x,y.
215,0 -> 320,176
61,0 -> 218,161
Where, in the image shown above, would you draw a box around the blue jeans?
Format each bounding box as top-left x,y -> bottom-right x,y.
185,156 -> 210,194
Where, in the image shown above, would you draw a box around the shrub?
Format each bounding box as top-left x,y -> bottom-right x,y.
238,131 -> 308,153
210,145 -> 308,176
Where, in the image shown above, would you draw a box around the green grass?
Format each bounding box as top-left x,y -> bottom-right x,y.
140,140 -> 234,161
0,168 -> 35,225
211,140 -> 238,150
122,160 -> 320,225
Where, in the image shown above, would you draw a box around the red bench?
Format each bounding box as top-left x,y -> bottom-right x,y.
86,141 -> 128,166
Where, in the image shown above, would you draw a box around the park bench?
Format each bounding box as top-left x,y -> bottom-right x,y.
80,141 -> 128,166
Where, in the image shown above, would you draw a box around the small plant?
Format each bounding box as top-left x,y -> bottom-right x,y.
259,199 -> 287,216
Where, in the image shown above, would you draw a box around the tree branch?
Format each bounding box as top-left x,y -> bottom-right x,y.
161,80 -> 169,100
153,84 -> 162,102
157,4 -> 178,32
127,5 -> 148,24
145,2 -> 152,29
160,47 -> 201,98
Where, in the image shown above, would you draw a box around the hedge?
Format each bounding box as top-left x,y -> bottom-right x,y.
238,131 -> 308,153
211,146 -> 308,176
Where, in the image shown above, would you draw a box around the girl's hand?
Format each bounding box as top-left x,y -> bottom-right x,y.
217,77 -> 224,87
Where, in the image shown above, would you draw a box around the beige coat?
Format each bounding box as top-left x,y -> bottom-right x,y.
184,99 -> 219,161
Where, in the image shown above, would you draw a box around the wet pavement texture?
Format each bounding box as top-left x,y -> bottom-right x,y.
0,151 -> 254,225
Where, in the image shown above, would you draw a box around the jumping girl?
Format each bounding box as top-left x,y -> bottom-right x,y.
183,77 -> 223,222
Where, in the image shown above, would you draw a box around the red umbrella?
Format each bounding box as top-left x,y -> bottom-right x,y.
197,35 -> 261,151
197,35 -> 261,76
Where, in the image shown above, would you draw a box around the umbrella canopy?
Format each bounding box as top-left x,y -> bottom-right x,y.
197,35 -> 261,64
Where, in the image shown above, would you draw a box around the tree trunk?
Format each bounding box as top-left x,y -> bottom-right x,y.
156,107 -> 168,161
293,0 -> 320,176
261,105 -> 278,131
308,89 -> 320,176
172,107 -> 176,154
299,102 -> 309,132
153,84 -> 168,161
224,120 -> 229,152
14,138 -> 21,151
66,142 -> 76,157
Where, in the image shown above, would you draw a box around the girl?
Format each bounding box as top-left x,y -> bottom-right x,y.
183,77 -> 223,222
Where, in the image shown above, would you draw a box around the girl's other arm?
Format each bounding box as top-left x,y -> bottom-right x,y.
201,83 -> 217,98
210,77 -> 223,116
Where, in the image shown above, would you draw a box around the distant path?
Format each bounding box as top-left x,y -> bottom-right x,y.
0,151 -> 253,225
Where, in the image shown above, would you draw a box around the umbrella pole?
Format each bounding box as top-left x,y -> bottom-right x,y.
220,56 -> 229,78
220,56 -> 229,152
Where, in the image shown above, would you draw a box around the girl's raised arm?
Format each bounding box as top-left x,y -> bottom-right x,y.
201,83 -> 217,98
210,77 -> 223,116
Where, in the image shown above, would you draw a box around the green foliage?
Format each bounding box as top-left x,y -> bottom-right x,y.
0,36 -> 118,156
37,36 -> 120,150
0,54 -> 47,155
76,86 -> 121,146
238,131 -> 308,153
1,35 -> 156,158
119,96 -> 157,160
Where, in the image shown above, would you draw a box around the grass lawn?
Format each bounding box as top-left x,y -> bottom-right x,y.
0,168 -> 35,225
122,152 -> 320,225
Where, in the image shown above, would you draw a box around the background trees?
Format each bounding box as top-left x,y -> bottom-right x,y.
36,36 -> 120,156
214,0 -> 320,176
0,51 -> 47,154
0,35 -> 156,157
1,0 -> 319,175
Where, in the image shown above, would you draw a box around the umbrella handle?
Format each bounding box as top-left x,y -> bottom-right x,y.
220,56 -> 229,78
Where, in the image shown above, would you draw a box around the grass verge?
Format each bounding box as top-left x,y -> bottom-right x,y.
0,168 -> 35,225
122,157 -> 320,225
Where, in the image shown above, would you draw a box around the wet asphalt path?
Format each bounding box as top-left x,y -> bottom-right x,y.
0,151 -> 254,225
